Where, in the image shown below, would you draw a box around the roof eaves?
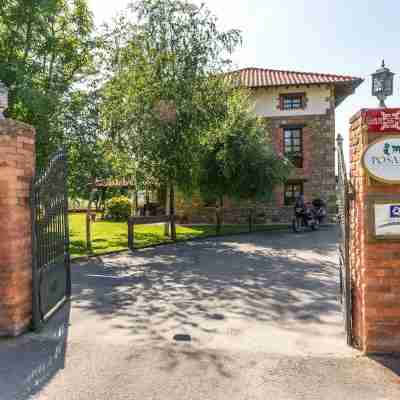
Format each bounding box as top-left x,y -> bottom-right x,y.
242,78 -> 364,90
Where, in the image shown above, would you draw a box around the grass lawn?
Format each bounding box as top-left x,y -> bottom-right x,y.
69,213 -> 287,258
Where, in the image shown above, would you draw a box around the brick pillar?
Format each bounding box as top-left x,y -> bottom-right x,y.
0,119 -> 35,336
349,109 -> 400,353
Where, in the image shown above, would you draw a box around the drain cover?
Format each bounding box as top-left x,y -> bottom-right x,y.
173,334 -> 191,342
209,313 -> 225,320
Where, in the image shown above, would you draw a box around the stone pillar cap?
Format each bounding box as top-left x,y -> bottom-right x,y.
0,119 -> 35,138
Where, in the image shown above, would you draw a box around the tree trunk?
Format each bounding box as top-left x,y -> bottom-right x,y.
170,184 -> 176,241
46,18 -> 56,91
86,187 -> 96,252
135,191 -> 139,215
145,189 -> 150,216
131,188 -> 137,216
23,15 -> 33,64
132,170 -> 139,216
164,184 -> 171,236
101,188 -> 107,219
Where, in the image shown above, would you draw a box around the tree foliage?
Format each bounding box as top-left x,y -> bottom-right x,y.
0,0 -> 291,210
0,0 -> 95,167
101,0 -> 242,192
63,89 -> 137,200
62,90 -> 111,199
199,91 -> 292,205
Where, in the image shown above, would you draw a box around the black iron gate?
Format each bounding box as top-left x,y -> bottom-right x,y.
336,134 -> 352,346
31,150 -> 71,330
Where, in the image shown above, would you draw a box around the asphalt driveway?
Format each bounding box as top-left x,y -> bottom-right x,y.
1,227 -> 400,399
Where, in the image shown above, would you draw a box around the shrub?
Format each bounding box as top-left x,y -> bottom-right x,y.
105,196 -> 132,221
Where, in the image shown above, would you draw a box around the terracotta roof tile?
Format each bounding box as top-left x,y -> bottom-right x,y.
226,67 -> 363,88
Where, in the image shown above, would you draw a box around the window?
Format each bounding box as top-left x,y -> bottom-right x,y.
280,93 -> 305,110
283,127 -> 303,168
284,181 -> 304,205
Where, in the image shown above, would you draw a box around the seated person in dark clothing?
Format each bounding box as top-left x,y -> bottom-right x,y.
312,198 -> 326,208
294,194 -> 305,210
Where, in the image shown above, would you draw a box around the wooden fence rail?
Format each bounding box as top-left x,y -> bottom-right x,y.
127,209 -> 258,251
128,215 -> 176,250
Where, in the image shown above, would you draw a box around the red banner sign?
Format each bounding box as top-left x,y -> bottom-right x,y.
363,108 -> 400,133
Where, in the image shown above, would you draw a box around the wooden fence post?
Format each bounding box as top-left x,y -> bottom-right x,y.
86,186 -> 96,251
86,213 -> 92,251
127,218 -> 134,250
164,184 -> 171,237
170,185 -> 177,241
128,215 -> 176,249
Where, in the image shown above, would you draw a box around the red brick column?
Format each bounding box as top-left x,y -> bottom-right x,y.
349,109 -> 400,353
0,119 -> 35,336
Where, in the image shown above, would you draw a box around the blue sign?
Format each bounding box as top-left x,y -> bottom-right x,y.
390,205 -> 400,218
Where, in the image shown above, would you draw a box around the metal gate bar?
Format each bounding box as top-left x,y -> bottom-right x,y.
336,135 -> 353,346
31,150 -> 71,331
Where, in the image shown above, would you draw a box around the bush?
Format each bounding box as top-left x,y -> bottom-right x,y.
105,196 -> 132,221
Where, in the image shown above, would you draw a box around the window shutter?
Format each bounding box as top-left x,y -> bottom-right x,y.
301,94 -> 307,109
277,95 -> 283,110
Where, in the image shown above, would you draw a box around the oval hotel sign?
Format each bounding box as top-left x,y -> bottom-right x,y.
362,136 -> 400,183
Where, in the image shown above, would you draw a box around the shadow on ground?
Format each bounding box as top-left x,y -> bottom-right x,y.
2,227 -> 400,400
72,227 -> 341,342
370,354 -> 400,384
0,303 -> 70,400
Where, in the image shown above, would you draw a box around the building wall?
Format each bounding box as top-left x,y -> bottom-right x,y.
251,85 -> 332,118
265,111 -> 336,214
0,119 -> 35,337
176,84 -> 337,224
349,110 -> 400,353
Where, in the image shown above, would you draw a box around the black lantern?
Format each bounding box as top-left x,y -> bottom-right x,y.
371,60 -> 394,107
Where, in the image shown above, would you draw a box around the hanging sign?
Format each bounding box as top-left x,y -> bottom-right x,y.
362,136 -> 400,183
374,203 -> 400,237
364,109 -> 400,133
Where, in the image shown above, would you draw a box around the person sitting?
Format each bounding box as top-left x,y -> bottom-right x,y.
312,198 -> 325,208
294,194 -> 305,210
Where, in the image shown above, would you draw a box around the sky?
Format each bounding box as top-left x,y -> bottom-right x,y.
88,0 -> 400,160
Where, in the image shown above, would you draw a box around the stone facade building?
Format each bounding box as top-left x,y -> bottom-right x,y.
176,67 -> 363,223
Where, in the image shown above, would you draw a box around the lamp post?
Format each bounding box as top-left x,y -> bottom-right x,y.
0,81 -> 8,119
371,60 -> 394,108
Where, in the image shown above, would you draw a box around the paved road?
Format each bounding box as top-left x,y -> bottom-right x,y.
1,227 -> 400,399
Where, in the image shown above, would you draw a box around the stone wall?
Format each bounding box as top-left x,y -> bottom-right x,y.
349,110 -> 400,353
176,109 -> 336,224
264,110 -> 336,213
176,204 -> 293,225
0,119 -> 35,336
348,112 -> 365,349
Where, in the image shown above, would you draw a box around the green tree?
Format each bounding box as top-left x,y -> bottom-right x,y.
101,0 -> 242,219
63,88 -> 139,251
62,90 -> 112,201
198,91 -> 292,215
0,0 -> 95,167
62,89 -> 138,201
